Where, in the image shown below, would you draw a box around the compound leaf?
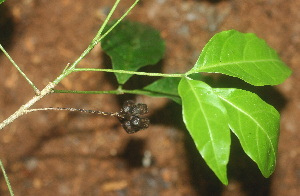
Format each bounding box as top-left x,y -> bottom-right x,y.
214,88 -> 279,177
187,30 -> 292,86
143,77 -> 181,104
178,77 -> 230,185
101,20 -> 165,84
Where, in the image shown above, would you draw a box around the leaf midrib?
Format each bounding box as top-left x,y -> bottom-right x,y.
186,79 -> 224,173
217,94 -> 276,162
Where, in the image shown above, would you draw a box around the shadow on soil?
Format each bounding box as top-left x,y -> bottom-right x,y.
0,4 -> 15,51
118,138 -> 146,169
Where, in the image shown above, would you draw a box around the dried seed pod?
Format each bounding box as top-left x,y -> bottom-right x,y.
117,100 -> 150,134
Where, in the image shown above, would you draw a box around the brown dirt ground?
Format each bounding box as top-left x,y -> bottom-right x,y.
0,0 -> 299,195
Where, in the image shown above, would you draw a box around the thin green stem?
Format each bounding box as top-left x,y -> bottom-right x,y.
0,1 -> 144,131
53,88 -> 180,99
53,0 -> 121,84
53,0 -> 140,85
0,159 -> 14,196
92,0 -> 121,43
0,44 -> 38,93
73,68 -> 185,78
53,89 -> 122,95
98,0 -> 140,42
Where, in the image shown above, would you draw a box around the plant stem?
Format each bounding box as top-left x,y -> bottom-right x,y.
0,44 -> 38,94
53,88 -> 179,99
53,89 -> 122,95
73,68 -> 185,78
53,0 -> 140,85
52,0 -> 121,84
0,1 -> 140,130
0,83 -> 56,130
99,0 -> 140,42
0,159 -> 14,196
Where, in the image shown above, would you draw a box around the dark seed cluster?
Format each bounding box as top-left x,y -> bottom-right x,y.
117,100 -> 150,134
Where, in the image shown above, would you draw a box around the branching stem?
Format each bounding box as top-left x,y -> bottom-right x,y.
0,83 -> 56,130
0,0 -> 140,131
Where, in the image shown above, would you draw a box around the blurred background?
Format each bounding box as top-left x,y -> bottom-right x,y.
0,0 -> 299,195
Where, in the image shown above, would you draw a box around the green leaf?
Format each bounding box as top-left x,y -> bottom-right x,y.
101,20 -> 165,84
143,77 -> 181,104
187,30 -> 292,86
142,74 -> 212,104
0,0 -> 6,5
178,77 -> 230,185
214,88 -> 279,177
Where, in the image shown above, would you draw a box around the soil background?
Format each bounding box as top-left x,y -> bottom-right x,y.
0,0 -> 299,195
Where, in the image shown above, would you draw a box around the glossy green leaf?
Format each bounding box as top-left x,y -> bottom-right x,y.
178,77 -> 230,185
0,0 -> 6,5
142,74 -> 211,104
101,20 -> 165,84
143,77 -> 181,104
187,30 -> 292,86
214,88 -> 279,177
